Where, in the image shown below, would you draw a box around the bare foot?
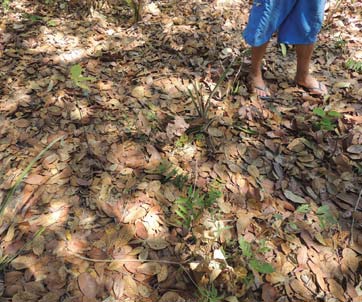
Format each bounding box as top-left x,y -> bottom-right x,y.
249,75 -> 272,99
295,74 -> 328,96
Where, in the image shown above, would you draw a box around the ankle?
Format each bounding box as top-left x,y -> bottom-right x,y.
295,72 -> 310,83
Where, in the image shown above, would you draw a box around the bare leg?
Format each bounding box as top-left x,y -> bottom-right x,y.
249,42 -> 271,98
295,44 -> 327,95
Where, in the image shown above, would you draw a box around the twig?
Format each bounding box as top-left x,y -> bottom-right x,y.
351,187 -> 362,244
68,249 -> 200,288
68,249 -> 189,265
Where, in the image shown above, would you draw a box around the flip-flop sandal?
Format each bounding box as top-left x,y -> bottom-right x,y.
253,85 -> 273,100
297,81 -> 328,96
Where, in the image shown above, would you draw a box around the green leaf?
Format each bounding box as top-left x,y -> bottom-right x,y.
238,236 -> 253,258
296,204 -> 311,214
280,43 -> 287,57
249,259 -> 274,274
316,205 -> 330,215
327,110 -> 341,118
313,107 -> 326,117
70,64 -> 82,79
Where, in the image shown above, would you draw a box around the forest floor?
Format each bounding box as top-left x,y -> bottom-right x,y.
0,0 -> 362,301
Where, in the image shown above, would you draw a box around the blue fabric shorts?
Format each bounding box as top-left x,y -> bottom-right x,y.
243,0 -> 326,47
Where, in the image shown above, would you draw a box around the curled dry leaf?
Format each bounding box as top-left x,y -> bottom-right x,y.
159,291 -> 185,302
283,190 -> 307,204
78,272 -> 98,299
157,265 -> 168,283
136,262 -> 161,275
146,238 -> 169,250
11,255 -> 37,270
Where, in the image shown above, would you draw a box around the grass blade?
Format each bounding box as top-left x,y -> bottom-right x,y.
0,135 -> 64,216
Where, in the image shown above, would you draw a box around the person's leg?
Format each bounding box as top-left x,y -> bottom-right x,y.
243,0 -> 296,99
295,44 -> 327,95
278,0 -> 327,95
250,42 -> 270,98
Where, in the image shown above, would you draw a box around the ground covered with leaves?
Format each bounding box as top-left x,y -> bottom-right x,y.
0,0 -> 362,301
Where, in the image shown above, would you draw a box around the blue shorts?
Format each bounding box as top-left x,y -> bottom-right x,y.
243,0 -> 326,47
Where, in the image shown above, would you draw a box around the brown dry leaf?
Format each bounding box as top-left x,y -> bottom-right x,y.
146,238 -> 169,250
159,291 -> 185,302
247,164 -> 260,179
328,279 -> 346,301
166,116 -> 189,140
289,278 -> 314,300
342,248 -> 360,273
123,275 -> 138,297
123,206 -> 147,223
24,174 -> 47,185
157,265 -> 168,283
113,277 -> 125,299
115,224 -> 136,248
262,283 -> 278,302
308,260 -> 327,292
78,272 -> 98,299
136,262 -> 161,275
137,111 -> 151,136
347,145 -> 362,154
283,190 -> 307,204
11,255 -> 37,270
138,283 -> 152,297
131,86 -> 145,99
32,235 -> 45,256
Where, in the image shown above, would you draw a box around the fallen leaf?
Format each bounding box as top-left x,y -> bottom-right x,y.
78,272 -> 98,299
147,238 -> 169,250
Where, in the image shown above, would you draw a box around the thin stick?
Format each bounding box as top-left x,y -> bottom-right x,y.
68,250 -> 189,265
351,187 -> 362,244
68,249 -> 200,289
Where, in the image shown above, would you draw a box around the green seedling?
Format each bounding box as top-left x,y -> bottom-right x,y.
198,283 -> 224,302
238,236 -> 274,274
175,186 -> 221,229
296,204 -> 311,214
188,65 -> 231,119
175,134 -> 189,148
70,64 -> 95,92
346,59 -> 362,73
316,205 -> 338,230
313,107 -> 341,131
154,161 -> 188,190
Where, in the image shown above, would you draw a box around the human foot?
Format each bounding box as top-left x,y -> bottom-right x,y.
295,75 -> 328,96
248,76 -> 272,100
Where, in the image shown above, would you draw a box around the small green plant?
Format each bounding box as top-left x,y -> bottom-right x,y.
154,161 -> 188,190
175,186 -> 221,229
198,283 -> 224,302
295,204 -> 338,230
313,107 -> 341,131
1,0 -> 10,11
188,66 -> 231,119
175,134 -> 189,148
238,236 -> 274,274
316,205 -> 338,230
346,58 -> 362,73
295,204 -> 311,214
70,64 -> 95,92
